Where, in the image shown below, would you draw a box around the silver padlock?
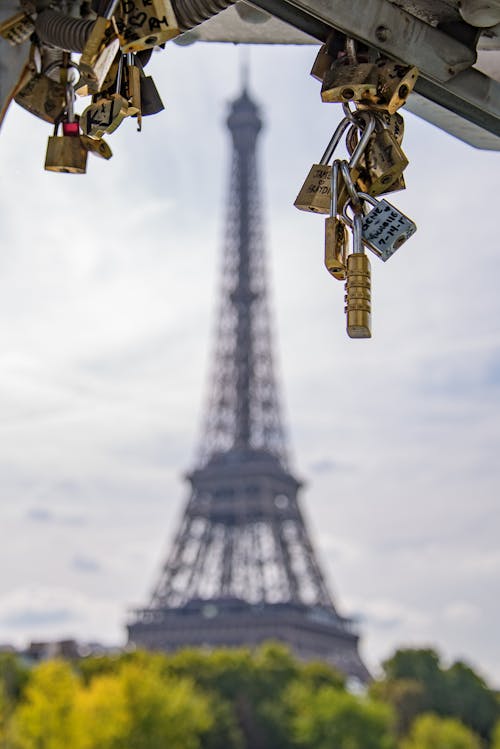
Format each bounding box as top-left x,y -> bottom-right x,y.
343,192 -> 416,261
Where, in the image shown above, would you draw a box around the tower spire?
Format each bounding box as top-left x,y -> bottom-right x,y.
198,80 -> 288,466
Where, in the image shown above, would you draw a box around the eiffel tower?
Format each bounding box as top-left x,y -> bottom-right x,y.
127,79 -> 369,683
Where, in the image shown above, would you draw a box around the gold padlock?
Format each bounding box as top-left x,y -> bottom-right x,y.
80,134 -> 113,160
345,254 -> 371,338
117,0 -> 180,52
294,164 -> 332,214
295,163 -> 358,214
81,93 -> 130,138
358,127 -> 408,196
125,54 -> 142,126
0,12 -> 35,46
15,73 -> 67,124
345,213 -> 371,339
375,111 -> 404,144
45,126 -> 88,174
78,17 -> 121,95
325,216 -> 348,280
374,61 -> 419,114
321,59 -> 378,104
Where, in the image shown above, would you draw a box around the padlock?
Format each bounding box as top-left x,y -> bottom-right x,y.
0,12 -> 35,46
45,83 -> 88,174
343,193 -> 416,261
15,72 -> 67,124
140,73 -> 165,115
374,61 -> 419,114
78,1 -> 121,95
125,53 -> 142,121
80,134 -> 113,159
116,0 -> 180,52
81,94 -> 129,137
321,58 -> 378,104
81,56 -> 131,137
294,163 -> 333,214
310,43 -> 334,83
324,160 -> 348,280
375,111 -> 405,144
45,122 -> 88,174
358,121 -> 408,196
294,114 -> 374,214
345,213 -> 372,339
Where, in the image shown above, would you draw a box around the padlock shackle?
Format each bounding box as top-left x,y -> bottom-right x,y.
340,160 -> 361,209
348,112 -> 376,169
320,116 -> 351,165
352,212 -> 364,254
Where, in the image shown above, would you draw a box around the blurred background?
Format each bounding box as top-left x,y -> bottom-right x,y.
0,40 -> 499,686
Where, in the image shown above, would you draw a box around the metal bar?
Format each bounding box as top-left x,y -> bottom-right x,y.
251,0 -> 476,82
409,69 -> 500,148
248,0 -> 500,148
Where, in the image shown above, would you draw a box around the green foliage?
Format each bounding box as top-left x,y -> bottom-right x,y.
288,682 -> 395,749
492,720 -> 500,749
380,649 -> 500,741
11,660 -> 80,749
370,678 -> 426,737
0,645 -> 497,749
444,661 -> 499,740
401,713 -> 481,749
0,656 -> 29,704
77,662 -> 213,749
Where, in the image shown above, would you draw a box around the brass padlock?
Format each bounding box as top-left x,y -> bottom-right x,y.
321,59 -> 378,104
345,253 -> 372,338
45,123 -> 88,174
375,111 -> 404,144
374,61 -> 419,114
345,214 -> 371,339
81,56 -> 131,137
325,217 -> 348,279
117,0 -> 180,52
125,54 -> 142,119
0,12 -> 35,46
15,73 -> 67,124
294,164 -> 332,214
81,93 -> 130,138
80,134 -> 113,159
358,125 -> 408,196
78,16 -> 121,95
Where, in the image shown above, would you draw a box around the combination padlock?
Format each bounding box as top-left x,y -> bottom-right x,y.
345,211 -> 372,339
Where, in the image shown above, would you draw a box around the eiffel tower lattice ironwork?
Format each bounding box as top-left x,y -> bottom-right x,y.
127,82 -> 369,682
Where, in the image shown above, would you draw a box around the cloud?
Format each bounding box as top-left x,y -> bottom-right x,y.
71,556 -> 102,574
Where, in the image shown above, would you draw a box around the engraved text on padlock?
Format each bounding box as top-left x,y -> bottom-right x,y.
362,200 -> 416,261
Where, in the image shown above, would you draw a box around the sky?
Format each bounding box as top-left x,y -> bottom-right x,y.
0,38 -> 499,688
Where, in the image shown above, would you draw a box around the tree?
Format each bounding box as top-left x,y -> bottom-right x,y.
491,720 -> 500,749
382,649 -> 447,714
288,683 -> 395,749
370,678 -> 426,737
444,661 -> 499,740
401,714 -> 481,749
11,660 -> 81,749
77,661 -> 214,749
